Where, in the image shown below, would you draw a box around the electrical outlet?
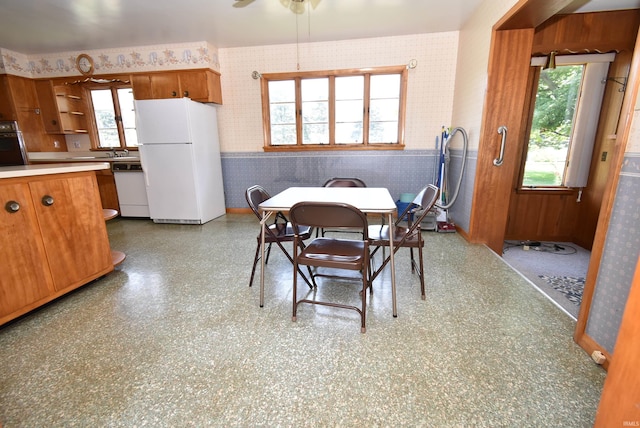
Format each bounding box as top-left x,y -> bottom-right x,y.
53,140 -> 60,148
591,350 -> 606,365
73,142 -> 81,149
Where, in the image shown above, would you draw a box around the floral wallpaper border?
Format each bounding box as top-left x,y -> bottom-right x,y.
0,41 -> 220,79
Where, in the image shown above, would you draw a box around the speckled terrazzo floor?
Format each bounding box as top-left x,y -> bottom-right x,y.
0,214 -> 606,427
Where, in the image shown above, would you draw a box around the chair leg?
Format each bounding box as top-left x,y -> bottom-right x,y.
417,245 -> 425,300
360,275 -> 367,333
265,242 -> 273,264
249,239 -> 261,287
409,247 -> 416,273
292,261 -> 299,322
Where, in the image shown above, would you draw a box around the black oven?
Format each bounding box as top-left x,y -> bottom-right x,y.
0,121 -> 28,166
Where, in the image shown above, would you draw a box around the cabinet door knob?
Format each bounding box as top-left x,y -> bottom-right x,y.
5,200 -> 20,213
41,195 -> 54,206
171,91 -> 177,97
183,91 -> 189,97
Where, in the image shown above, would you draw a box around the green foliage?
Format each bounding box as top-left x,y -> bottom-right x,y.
530,65 -> 583,150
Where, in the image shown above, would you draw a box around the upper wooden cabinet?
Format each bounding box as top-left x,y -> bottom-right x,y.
4,75 -> 63,152
35,80 -> 89,134
132,69 -> 222,104
0,75 -> 17,121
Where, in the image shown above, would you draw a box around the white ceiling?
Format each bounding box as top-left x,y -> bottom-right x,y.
0,0 -> 638,56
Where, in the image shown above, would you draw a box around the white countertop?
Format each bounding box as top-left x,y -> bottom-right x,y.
0,163 -> 110,179
28,151 -> 140,163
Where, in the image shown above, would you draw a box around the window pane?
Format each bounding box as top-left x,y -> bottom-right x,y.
302,78 -> 328,145
336,76 -> 363,99
117,88 -> 138,147
271,124 -> 297,145
369,75 -> 400,143
523,66 -> 583,187
269,80 -> 296,145
91,89 -> 118,148
370,74 -> 400,98
335,76 -> 363,144
269,80 -> 295,102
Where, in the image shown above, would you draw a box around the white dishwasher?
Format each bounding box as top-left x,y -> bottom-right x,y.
112,162 -> 150,217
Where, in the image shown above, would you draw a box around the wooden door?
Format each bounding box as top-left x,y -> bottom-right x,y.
179,70 -> 223,104
150,72 -> 180,99
0,181 -> 54,320
468,29 -> 534,254
35,79 -> 63,133
29,173 -> 113,292
131,74 -> 153,100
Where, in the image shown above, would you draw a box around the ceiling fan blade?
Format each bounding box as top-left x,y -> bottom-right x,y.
233,0 -> 256,8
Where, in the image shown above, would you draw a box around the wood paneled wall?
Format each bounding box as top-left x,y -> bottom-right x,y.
504,10 -> 640,248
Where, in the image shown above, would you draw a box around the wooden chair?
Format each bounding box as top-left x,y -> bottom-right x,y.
289,201 -> 371,333
368,184 -> 439,300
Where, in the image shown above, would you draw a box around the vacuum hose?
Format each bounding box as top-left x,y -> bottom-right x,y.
436,126 -> 468,210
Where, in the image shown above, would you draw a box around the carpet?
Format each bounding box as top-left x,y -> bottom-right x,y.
538,275 -> 585,306
501,241 -> 591,319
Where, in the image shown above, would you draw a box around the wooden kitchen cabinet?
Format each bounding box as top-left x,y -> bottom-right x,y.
131,72 -> 181,100
95,168 -> 120,211
0,181 -> 55,319
4,75 -> 63,152
0,171 -> 114,325
35,79 -> 63,133
132,69 -> 222,104
35,79 -> 89,134
179,70 -> 223,103
0,75 -> 17,120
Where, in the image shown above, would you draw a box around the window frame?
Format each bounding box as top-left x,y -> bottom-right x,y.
85,83 -> 138,151
260,66 -> 408,152
517,53 -> 614,193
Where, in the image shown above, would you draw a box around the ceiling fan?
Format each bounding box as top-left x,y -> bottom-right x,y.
233,0 -> 322,14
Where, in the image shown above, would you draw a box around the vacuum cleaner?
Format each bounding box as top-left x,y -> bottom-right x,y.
433,126 -> 468,232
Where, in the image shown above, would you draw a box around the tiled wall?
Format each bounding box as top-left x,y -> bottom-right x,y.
217,32 -> 460,153
586,154 -> 640,353
221,150 -> 439,209
586,95 -> 640,354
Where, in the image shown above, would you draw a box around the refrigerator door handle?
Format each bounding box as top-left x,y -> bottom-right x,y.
139,149 -> 151,187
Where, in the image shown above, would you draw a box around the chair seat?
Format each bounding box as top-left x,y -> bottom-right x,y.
299,238 -> 366,270
368,225 -> 423,247
262,223 -> 312,243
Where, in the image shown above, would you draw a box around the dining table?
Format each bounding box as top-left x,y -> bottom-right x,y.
258,186 -> 400,316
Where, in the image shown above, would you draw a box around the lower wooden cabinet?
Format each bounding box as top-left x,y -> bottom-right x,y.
0,171 -> 114,325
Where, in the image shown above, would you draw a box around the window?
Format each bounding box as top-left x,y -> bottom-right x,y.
88,85 -> 138,149
520,54 -> 613,189
261,66 -> 407,150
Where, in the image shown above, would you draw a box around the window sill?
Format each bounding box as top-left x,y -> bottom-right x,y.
516,186 -> 578,195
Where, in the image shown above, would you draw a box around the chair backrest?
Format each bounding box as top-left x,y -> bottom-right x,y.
395,184 -> 440,227
245,185 -> 270,220
289,202 -> 368,239
409,184 -> 440,226
322,177 -> 367,188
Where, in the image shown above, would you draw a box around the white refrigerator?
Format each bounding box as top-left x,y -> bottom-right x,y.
135,98 -> 226,224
